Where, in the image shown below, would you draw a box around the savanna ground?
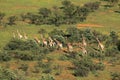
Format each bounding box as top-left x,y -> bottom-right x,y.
0,0 -> 120,80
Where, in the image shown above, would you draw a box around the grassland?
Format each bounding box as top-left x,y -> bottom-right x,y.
0,0 -> 120,80
0,0 -> 120,48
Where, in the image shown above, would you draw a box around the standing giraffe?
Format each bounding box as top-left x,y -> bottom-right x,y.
42,38 -> 48,47
34,36 -> 40,44
24,32 -> 28,40
67,43 -> 73,52
48,37 -> 55,47
54,39 -> 63,50
13,32 -> 16,38
82,34 -> 87,47
79,42 -> 87,55
17,30 -> 23,39
40,34 -> 48,47
96,37 -> 104,51
81,46 -> 87,54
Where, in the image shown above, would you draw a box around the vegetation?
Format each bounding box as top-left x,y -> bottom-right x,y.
0,0 -> 120,80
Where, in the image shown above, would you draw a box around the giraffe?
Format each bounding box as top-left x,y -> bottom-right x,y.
54,38 -> 63,50
79,42 -> 87,55
82,34 -> 87,47
34,36 -> 40,44
96,37 -> 104,51
67,43 -> 73,52
43,39 -> 48,47
40,34 -> 48,47
17,30 -> 23,39
49,37 -> 53,42
48,37 -> 54,47
24,32 -> 28,40
13,32 -> 16,38
81,46 -> 87,54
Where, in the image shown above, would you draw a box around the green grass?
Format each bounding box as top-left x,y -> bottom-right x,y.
0,0 -> 98,15
0,0 -> 120,48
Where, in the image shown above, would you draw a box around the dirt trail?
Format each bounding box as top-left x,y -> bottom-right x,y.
77,23 -> 103,28
93,59 -> 112,66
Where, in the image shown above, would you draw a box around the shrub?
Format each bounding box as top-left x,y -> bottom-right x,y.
74,65 -> 90,77
0,66 -> 17,80
4,39 -> 39,51
73,57 -> 95,77
0,51 -> 11,61
7,16 -> 17,25
14,51 -> 34,61
19,64 -> 29,72
111,72 -> 120,80
105,46 -> 119,57
84,2 -> 100,12
95,62 -> 105,71
66,27 -> 82,42
89,51 -> 105,60
40,74 -> 55,80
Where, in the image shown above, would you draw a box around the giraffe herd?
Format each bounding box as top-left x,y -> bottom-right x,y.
12,30 -> 105,54
13,30 -> 28,40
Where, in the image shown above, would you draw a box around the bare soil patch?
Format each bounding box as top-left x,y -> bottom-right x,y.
77,23 -> 103,28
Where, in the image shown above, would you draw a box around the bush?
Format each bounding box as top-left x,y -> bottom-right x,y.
73,57 -> 95,77
15,51 -> 34,61
74,65 -> 90,77
4,39 -> 39,51
40,74 -> 55,80
38,47 -> 50,54
111,72 -> 120,80
84,2 -> 100,12
0,66 -> 17,80
66,27 -> 82,42
89,51 -> 105,60
95,62 -> 105,71
19,64 -> 29,72
0,51 -> 11,61
105,46 -> 119,57
7,16 -> 17,25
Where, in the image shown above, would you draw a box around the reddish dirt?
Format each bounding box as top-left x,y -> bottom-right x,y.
54,60 -> 74,68
54,60 -> 76,80
56,73 -> 76,80
0,26 -> 3,29
77,23 -> 103,28
93,59 -> 112,66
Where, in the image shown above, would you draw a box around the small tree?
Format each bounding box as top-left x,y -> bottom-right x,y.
0,66 -> 17,80
8,16 -> 17,25
84,2 -> 101,12
0,51 -> 11,61
61,0 -> 76,24
26,13 -> 39,24
111,72 -> 120,80
39,8 -> 51,18
40,74 -> 55,80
